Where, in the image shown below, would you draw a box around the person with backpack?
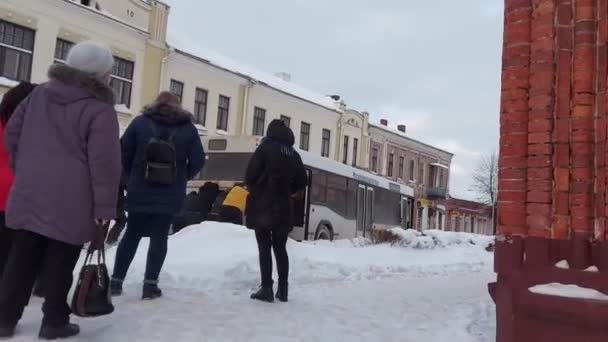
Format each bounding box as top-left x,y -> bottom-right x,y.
245,120 -> 307,303
110,91 -> 204,300
0,41 -> 121,339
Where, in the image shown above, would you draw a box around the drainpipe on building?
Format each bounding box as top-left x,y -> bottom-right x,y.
159,49 -> 172,94
336,115 -> 343,161
240,79 -> 256,135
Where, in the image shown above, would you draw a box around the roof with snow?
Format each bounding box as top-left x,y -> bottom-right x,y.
369,122 -> 454,157
167,32 -> 341,113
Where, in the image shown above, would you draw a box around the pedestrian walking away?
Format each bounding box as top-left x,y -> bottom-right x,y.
111,91 -> 205,300
245,119 -> 307,303
0,41 -> 121,340
0,82 -> 37,279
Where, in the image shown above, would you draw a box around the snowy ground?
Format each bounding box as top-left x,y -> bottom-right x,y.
14,223 -> 496,342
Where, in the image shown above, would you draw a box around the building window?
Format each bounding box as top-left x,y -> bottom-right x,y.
387,153 -> 394,177
371,148 -> 379,173
280,115 -> 291,128
342,136 -> 349,164
419,162 -> 425,185
409,160 -> 415,181
252,106 -> 266,136
352,138 -> 358,167
439,168 -> 445,188
300,122 -> 310,151
0,20 -> 35,82
169,80 -> 184,104
54,39 -> 73,63
217,95 -> 230,131
194,88 -> 208,126
108,57 -> 134,107
321,129 -> 331,158
399,156 -> 405,179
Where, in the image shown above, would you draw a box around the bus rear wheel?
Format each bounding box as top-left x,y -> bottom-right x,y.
315,224 -> 334,241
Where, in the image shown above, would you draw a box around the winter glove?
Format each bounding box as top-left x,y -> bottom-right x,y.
89,222 -> 110,252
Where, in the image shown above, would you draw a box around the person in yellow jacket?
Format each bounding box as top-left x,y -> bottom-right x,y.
218,184 -> 249,225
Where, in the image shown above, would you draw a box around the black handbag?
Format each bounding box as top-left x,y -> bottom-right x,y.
71,226 -> 114,317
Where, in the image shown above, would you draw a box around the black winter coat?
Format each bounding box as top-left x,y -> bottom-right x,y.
245,120 -> 307,231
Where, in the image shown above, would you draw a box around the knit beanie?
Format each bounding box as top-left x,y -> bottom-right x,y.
66,41 -> 114,75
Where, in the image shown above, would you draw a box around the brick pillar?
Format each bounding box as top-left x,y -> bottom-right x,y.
494,0 -> 608,341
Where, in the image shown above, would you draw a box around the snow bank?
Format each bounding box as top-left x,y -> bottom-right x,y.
103,223 -> 493,292
386,228 -> 494,249
529,283 -> 608,301
309,228 -> 494,250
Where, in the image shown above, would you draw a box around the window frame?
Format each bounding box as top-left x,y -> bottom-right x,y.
321,129 -> 331,158
280,115 -> 291,128
352,138 -> 358,167
371,147 -> 379,173
387,152 -> 394,177
409,160 -> 415,181
252,106 -> 266,136
194,87 -> 208,126
109,56 -> 135,108
300,122 -> 310,151
169,79 -> 184,104
217,95 -> 230,131
342,135 -> 349,164
398,156 -> 405,179
0,19 -> 35,82
54,38 -> 73,63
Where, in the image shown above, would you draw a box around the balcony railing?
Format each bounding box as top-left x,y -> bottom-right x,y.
426,186 -> 448,198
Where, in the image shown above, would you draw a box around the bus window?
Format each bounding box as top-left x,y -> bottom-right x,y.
310,169 -> 327,203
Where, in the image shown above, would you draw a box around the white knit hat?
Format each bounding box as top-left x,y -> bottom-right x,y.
66,41 -> 114,75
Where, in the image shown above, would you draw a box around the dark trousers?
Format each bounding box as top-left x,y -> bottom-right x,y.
218,205 -> 243,225
112,213 -> 172,284
255,229 -> 289,288
0,212 -> 13,278
0,230 -> 81,327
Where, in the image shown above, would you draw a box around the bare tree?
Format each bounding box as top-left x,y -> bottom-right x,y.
471,151 -> 498,234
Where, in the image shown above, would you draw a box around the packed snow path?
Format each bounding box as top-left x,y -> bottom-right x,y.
13,223 -> 496,341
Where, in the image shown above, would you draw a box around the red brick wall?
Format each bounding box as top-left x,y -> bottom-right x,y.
499,0 -> 608,241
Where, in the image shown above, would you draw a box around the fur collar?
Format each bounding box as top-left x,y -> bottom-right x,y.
47,64 -> 115,104
143,102 -> 193,126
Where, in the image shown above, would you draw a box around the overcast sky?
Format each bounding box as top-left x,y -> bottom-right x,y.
165,0 -> 504,200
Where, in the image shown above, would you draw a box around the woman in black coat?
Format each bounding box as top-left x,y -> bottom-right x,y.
245,119 -> 307,302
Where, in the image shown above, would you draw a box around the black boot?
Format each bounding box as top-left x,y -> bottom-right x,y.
0,325 -> 15,339
38,323 -> 80,340
110,280 -> 123,297
142,284 -> 162,300
250,286 -> 274,303
276,283 -> 288,302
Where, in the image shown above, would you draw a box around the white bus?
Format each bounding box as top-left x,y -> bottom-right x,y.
194,135 -> 415,241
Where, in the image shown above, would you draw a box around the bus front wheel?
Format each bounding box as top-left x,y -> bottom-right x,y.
315,224 -> 334,241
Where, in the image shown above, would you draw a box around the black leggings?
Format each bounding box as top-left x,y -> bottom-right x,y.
255,229 -> 289,287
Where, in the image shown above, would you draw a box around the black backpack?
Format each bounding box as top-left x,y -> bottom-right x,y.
144,121 -> 177,185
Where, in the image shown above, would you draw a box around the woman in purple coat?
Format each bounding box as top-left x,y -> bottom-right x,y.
0,41 -> 121,340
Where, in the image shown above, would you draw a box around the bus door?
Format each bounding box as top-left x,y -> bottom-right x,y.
294,168 -> 312,241
356,184 -> 375,237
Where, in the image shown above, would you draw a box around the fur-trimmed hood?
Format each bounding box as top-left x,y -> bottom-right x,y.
47,64 -> 114,104
143,102 -> 193,126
